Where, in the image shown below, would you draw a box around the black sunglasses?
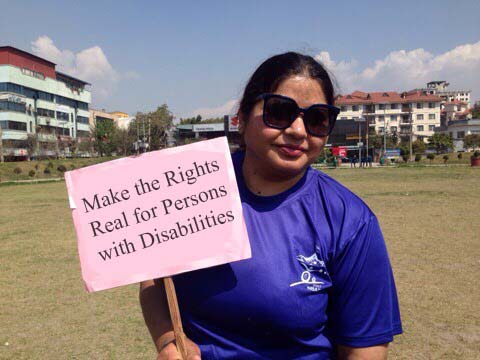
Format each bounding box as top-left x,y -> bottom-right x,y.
256,93 -> 339,137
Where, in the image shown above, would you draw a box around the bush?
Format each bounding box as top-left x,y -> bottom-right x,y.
457,153 -> 463,160
427,153 -> 435,164
402,155 -> 408,162
34,163 -> 39,170
57,165 -> 67,173
47,161 -> 54,169
13,167 -> 22,175
28,170 -> 36,177
44,167 -> 51,175
415,154 -> 422,162
443,155 -> 449,164
70,164 -> 76,170
473,150 -> 480,159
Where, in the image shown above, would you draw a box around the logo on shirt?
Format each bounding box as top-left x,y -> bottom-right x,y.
290,253 -> 326,292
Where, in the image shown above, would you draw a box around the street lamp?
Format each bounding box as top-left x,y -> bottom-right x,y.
354,117 -> 366,164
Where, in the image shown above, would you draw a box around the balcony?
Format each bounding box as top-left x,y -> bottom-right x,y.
363,106 -> 375,113
401,105 -> 411,113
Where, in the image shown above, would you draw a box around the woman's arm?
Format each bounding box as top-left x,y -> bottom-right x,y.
337,344 -> 388,360
139,279 -> 201,359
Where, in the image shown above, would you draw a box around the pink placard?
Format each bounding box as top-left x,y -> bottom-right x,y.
65,137 -> 251,292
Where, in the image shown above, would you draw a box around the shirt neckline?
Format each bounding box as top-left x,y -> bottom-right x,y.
233,151 -> 314,209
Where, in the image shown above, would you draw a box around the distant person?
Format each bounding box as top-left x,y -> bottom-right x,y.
368,155 -> 373,167
333,156 -> 338,168
352,154 -> 358,168
140,51 -> 402,359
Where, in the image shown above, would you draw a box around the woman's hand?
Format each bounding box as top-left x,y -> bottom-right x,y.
157,337 -> 201,360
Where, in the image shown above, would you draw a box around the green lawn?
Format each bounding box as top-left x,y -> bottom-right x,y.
1,166 -> 479,359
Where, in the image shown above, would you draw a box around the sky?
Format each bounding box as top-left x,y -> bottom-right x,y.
1,0 -> 479,120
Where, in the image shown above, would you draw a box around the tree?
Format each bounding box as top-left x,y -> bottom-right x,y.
471,105 -> 480,119
25,134 -> 38,160
144,104 -> 174,151
464,134 -> 480,150
113,127 -> 135,156
93,119 -> 117,156
412,139 -> 426,154
443,155 -> 449,164
427,153 -> 435,164
428,133 -> 453,154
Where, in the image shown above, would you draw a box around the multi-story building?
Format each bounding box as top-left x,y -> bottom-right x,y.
334,90 -> 442,143
0,46 -> 91,159
441,100 -> 471,125
423,81 -> 471,107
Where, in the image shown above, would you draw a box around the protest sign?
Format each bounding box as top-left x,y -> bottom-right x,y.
65,137 -> 251,292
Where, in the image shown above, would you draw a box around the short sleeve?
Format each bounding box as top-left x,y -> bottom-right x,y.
328,214 -> 402,347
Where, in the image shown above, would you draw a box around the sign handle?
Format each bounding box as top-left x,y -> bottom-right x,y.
163,277 -> 188,360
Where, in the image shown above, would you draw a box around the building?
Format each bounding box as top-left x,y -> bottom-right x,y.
89,109 -> 133,130
110,111 -> 134,130
441,100 -> 471,125
335,90 -> 442,143
0,46 -> 91,159
89,109 -> 116,127
423,81 -> 471,107
438,119 -> 480,151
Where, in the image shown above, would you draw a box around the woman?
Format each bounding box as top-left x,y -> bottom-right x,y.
140,52 -> 402,359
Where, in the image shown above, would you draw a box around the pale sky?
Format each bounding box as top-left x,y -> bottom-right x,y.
1,0 -> 479,119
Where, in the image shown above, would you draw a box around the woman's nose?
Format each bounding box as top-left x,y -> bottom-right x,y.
284,115 -> 307,138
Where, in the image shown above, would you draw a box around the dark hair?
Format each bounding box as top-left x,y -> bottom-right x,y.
238,52 -> 335,120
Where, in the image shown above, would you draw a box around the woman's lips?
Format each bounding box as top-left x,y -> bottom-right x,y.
276,144 -> 305,158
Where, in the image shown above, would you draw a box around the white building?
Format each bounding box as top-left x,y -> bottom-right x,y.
440,119 -> 480,151
423,81 -> 471,107
0,46 -> 91,159
335,90 -> 442,142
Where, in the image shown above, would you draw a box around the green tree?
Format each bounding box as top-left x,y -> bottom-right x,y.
428,133 -> 453,154
94,118 -> 117,156
427,153 -> 435,164
471,105 -> 480,119
464,134 -> 480,150
132,105 -> 174,151
412,139 -> 426,154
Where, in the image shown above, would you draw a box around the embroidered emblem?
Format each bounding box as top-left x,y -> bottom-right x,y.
290,253 -> 326,291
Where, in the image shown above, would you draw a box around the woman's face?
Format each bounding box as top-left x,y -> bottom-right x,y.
241,76 -> 328,178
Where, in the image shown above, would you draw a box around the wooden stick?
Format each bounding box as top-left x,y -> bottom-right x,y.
164,276 -> 188,360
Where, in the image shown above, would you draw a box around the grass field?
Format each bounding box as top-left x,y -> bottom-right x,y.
1,166 -> 479,359
0,151 -> 475,182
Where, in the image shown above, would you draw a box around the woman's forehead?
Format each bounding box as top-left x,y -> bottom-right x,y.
274,76 -> 326,106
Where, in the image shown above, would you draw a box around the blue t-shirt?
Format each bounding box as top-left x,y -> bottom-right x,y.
174,151 -> 402,359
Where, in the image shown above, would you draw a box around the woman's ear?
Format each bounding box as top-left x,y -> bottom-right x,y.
237,113 -> 245,135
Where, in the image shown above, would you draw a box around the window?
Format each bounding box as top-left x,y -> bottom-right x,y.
37,108 -> 55,118
379,127 -> 385,133
0,120 -> 27,131
56,111 -> 69,121
340,106 -> 347,112
379,104 -> 385,110
78,102 -> 89,111
38,91 -> 54,102
428,102 -> 435,109
457,131 -> 465,139
417,125 -> 424,132
417,114 -> 424,120
77,130 -> 90,137
378,115 -> 384,122
77,116 -> 89,124
429,114 -> 435,120
352,105 -> 359,111
429,125 -> 435,131
391,103 -> 399,110
390,115 -> 397,121
417,103 -> 423,109
0,100 -> 26,113
390,126 -> 397,132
